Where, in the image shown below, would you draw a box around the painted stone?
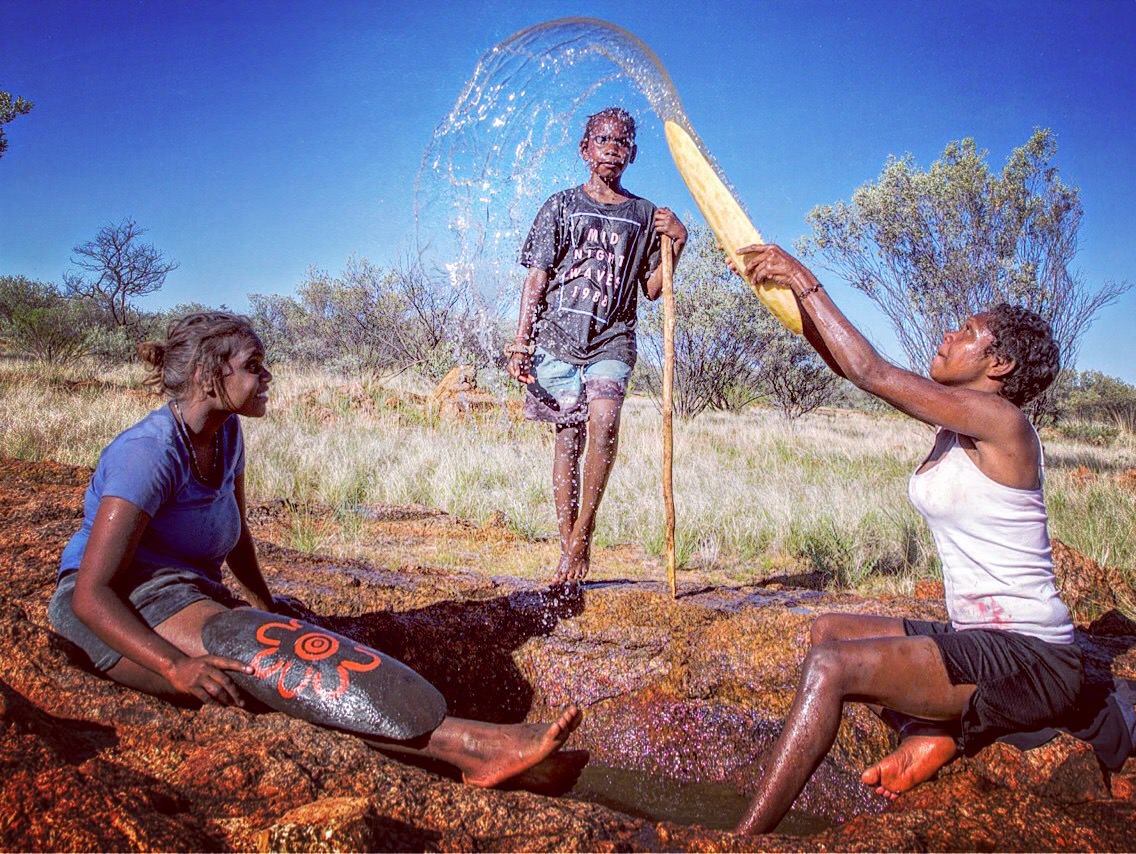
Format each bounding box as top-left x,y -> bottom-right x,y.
202,608 -> 446,740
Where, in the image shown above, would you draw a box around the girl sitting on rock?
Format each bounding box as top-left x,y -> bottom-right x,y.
48,311 -> 579,787
728,245 -> 1080,835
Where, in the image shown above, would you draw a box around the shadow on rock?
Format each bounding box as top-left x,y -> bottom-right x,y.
323,583 -> 585,723
0,678 -> 118,760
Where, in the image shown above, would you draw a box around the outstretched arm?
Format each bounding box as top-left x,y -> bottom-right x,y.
735,244 -> 1027,445
644,208 -> 687,300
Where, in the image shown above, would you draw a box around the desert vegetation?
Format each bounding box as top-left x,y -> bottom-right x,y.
3,354 -> 1133,601
3,126 -> 1133,601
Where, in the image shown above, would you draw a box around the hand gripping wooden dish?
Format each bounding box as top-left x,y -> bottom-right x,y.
664,120 -> 803,335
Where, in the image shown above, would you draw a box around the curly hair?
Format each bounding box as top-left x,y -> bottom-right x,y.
982,303 -> 1060,406
580,107 -> 637,147
136,311 -> 261,408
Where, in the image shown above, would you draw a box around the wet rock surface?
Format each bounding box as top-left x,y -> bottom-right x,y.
2,455 -> 1134,851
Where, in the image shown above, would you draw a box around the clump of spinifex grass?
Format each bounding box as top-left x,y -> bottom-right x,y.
0,357 -> 155,464
4,356 -> 1134,596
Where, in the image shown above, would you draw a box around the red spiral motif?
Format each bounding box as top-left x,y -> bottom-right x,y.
295,631 -> 339,661
250,618 -> 381,701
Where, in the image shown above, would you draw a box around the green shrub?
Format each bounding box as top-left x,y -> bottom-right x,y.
1053,421 -> 1119,447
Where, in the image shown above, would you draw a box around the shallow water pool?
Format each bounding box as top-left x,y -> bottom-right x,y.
567,763 -> 835,836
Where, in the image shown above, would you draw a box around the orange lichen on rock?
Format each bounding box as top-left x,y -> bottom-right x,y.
2,455 -> 1134,851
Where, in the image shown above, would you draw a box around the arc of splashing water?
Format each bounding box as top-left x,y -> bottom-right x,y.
418,18 -> 805,592
493,19 -> 803,334
423,16 -> 803,334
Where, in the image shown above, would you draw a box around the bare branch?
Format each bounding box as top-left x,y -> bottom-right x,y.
65,218 -> 178,328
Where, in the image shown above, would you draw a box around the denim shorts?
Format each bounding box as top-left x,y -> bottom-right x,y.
49,567 -> 246,672
523,347 -> 632,426
904,618 -> 1083,753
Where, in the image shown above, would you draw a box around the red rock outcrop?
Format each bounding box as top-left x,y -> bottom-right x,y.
1,456 -> 1134,851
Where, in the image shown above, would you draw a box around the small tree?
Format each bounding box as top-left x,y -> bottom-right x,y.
248,291 -> 324,365
297,259 -> 408,375
250,257 -> 493,380
64,218 -> 178,330
799,129 -> 1130,419
638,227 -> 777,417
758,332 -> 840,419
1065,370 -> 1136,431
639,226 -> 839,418
0,90 -> 33,159
391,259 -> 495,378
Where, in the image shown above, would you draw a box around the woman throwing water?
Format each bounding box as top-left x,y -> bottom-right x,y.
728,245 -> 1080,835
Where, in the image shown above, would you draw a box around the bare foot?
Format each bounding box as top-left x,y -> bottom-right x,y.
553,540 -> 590,583
861,734 -> 957,799
497,749 -> 590,795
457,704 -> 583,787
552,553 -> 573,584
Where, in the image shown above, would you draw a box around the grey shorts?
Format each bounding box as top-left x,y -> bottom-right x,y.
904,618 -> 1083,753
48,567 -> 246,672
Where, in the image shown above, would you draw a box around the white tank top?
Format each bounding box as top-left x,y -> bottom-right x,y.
908,430 -> 1073,645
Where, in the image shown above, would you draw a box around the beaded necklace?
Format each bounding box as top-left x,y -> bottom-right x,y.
171,399 -> 220,485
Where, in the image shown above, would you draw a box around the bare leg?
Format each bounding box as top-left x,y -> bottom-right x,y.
734,635 -> 973,836
560,398 -> 622,581
374,704 -> 583,787
810,613 -> 907,716
104,599 -> 230,696
552,423 -> 584,580
107,602 -> 584,789
810,612 -> 906,645
811,614 -> 959,797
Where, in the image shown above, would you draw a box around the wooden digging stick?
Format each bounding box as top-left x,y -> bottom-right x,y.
660,234 -> 677,599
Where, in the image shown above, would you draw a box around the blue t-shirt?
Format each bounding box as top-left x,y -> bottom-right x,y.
59,404 -> 245,586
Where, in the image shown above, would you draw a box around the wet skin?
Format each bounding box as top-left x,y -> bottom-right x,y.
375,705 -> 583,788
72,331 -> 582,788
551,398 -> 622,582
733,613 -> 973,835
75,337 -> 277,703
727,244 -> 1046,834
507,113 -> 687,582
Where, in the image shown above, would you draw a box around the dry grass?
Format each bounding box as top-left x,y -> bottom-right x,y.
3,355 -> 1133,592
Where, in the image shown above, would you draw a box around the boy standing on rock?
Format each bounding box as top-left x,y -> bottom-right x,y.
506,107 -> 687,582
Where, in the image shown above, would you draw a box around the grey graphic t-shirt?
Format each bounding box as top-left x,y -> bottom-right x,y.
520,185 -> 660,365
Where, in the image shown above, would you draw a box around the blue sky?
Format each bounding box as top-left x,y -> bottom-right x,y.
2,0 -> 1133,380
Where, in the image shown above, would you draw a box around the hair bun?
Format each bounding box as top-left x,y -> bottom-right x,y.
135,340 -> 165,368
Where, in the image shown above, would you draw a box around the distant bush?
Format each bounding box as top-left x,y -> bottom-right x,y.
0,275 -> 103,365
1052,420 -> 1120,447
1062,370 -> 1136,432
250,257 -> 496,380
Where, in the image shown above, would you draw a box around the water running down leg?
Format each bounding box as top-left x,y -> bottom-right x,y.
557,399 -> 622,582
808,612 -> 961,797
734,634 -> 973,835
552,422 -> 584,581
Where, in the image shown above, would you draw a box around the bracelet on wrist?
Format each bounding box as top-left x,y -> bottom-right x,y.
504,342 -> 535,356
797,282 -> 824,299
